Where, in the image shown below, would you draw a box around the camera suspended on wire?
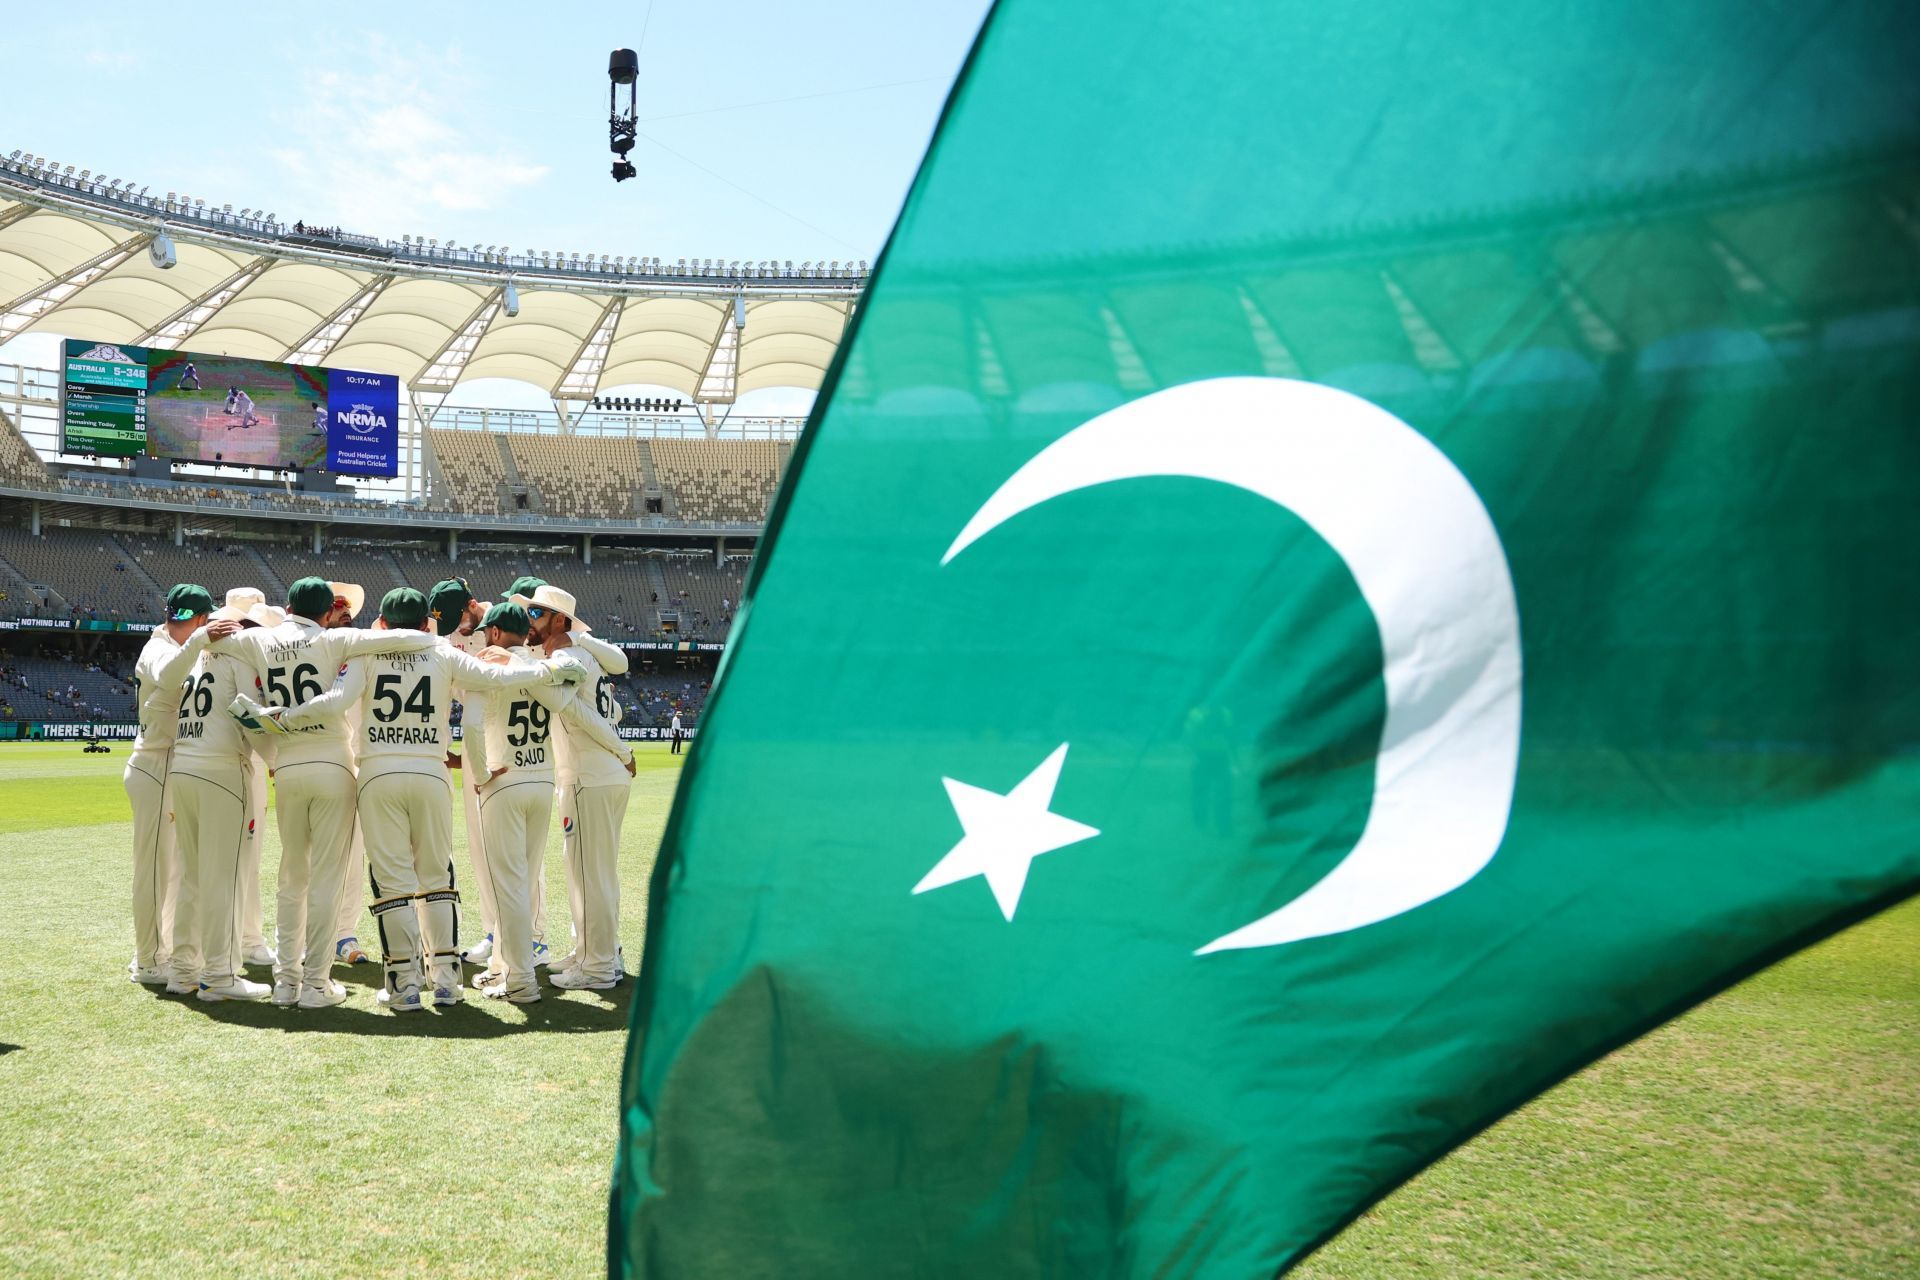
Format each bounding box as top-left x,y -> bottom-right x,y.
609,48 -> 639,182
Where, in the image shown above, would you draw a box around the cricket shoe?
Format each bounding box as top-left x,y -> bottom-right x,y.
549,969 -> 618,991
297,980 -> 348,1010
432,983 -> 465,1007
377,985 -> 424,1014
131,964 -> 170,985
197,977 -> 271,1002
271,979 -> 300,1006
242,943 -> 277,967
462,933 -> 494,965
165,975 -> 199,996
470,966 -> 507,991
479,980 -> 542,1005
530,940 -> 552,968
335,937 -> 369,964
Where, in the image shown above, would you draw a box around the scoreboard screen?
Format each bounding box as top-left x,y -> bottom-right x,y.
61,341 -> 150,456
58,338 -> 401,476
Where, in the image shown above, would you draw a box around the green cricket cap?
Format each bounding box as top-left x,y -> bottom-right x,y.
481,601 -> 530,635
287,577 -> 336,619
166,583 -> 215,621
380,586 -> 430,630
504,575 -> 546,600
427,578 -> 473,636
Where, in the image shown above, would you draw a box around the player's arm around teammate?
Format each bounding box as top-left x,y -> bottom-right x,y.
123,584 -> 218,984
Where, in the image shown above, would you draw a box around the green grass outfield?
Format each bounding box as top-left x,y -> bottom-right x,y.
0,741 -> 1912,1278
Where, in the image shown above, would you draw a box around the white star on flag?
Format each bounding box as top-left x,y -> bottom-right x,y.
913,743 -> 1101,921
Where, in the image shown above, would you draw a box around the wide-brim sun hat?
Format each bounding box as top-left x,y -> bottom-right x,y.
329,581 -> 366,620
506,583 -> 589,632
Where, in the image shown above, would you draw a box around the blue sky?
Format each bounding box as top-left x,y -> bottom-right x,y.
1,0 -> 992,411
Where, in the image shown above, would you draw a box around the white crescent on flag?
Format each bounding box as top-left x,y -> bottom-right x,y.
942,376 -> 1524,954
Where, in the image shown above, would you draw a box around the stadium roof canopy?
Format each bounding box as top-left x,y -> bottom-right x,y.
0,153 -> 866,405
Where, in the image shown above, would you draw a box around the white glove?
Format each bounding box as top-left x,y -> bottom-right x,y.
545,659 -> 586,687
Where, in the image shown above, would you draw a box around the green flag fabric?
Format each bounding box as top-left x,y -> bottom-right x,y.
613,1 -> 1920,1274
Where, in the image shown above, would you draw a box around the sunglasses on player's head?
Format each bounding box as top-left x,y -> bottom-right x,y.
527,606 -> 550,620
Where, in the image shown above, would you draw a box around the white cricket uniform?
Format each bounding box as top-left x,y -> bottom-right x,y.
313,644 -> 559,995
550,646 -> 636,984
167,646 -> 257,989
333,696 -> 368,947
446,628 -> 497,948
224,619 -> 437,990
545,630 -> 625,949
125,627 -> 209,970
239,741 -> 272,954
471,646 -> 625,993
236,391 -> 257,427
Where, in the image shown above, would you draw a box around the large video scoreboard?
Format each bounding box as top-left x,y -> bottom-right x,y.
60,341 -> 149,456
60,339 -> 401,476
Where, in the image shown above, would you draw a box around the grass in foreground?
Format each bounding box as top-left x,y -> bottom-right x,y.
0,742 -> 1913,1278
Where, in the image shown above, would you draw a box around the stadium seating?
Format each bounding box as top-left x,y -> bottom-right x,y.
654,553 -> 747,639
427,429 -> 513,515
0,651 -> 138,722
506,435 -> 656,520
0,527 -> 155,620
0,406 -> 52,489
256,544 -> 405,605
113,534 -> 268,614
649,438 -> 780,523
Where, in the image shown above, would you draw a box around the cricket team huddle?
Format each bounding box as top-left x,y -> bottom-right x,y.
124,572 -> 639,1011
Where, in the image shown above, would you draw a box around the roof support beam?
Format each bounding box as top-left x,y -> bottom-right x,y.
694,309 -> 739,405
412,288 -> 503,392
138,257 -> 274,346
283,274 -> 396,364
552,296 -> 624,399
0,203 -> 42,234
0,231 -> 153,344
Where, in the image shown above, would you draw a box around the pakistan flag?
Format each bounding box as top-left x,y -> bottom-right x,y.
612,0 -> 1920,1274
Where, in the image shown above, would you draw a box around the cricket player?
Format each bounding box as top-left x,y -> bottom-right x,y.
124,583 -> 215,984
281,588 -> 579,1011
425,578 -> 499,965
224,386 -> 239,415
221,577 -> 437,1008
311,402 -> 326,435
229,388 -> 259,430
500,574 -> 630,967
224,588 -> 279,968
169,602 -> 267,1001
321,584 -> 374,967
511,584 -> 637,990
464,602 -> 628,1002
670,710 -> 684,754
179,361 -> 200,391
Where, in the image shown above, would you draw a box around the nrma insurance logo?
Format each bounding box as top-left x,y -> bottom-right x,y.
75,343 -> 140,364
339,403 -> 389,435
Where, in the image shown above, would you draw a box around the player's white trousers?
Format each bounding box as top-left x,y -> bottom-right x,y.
239,761 -> 269,951
271,760 -> 358,989
462,772 -> 499,941
562,782 -> 630,983
359,767 -> 459,992
334,820 -> 366,944
476,779 -> 551,992
168,761 -> 251,989
123,750 -> 180,969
